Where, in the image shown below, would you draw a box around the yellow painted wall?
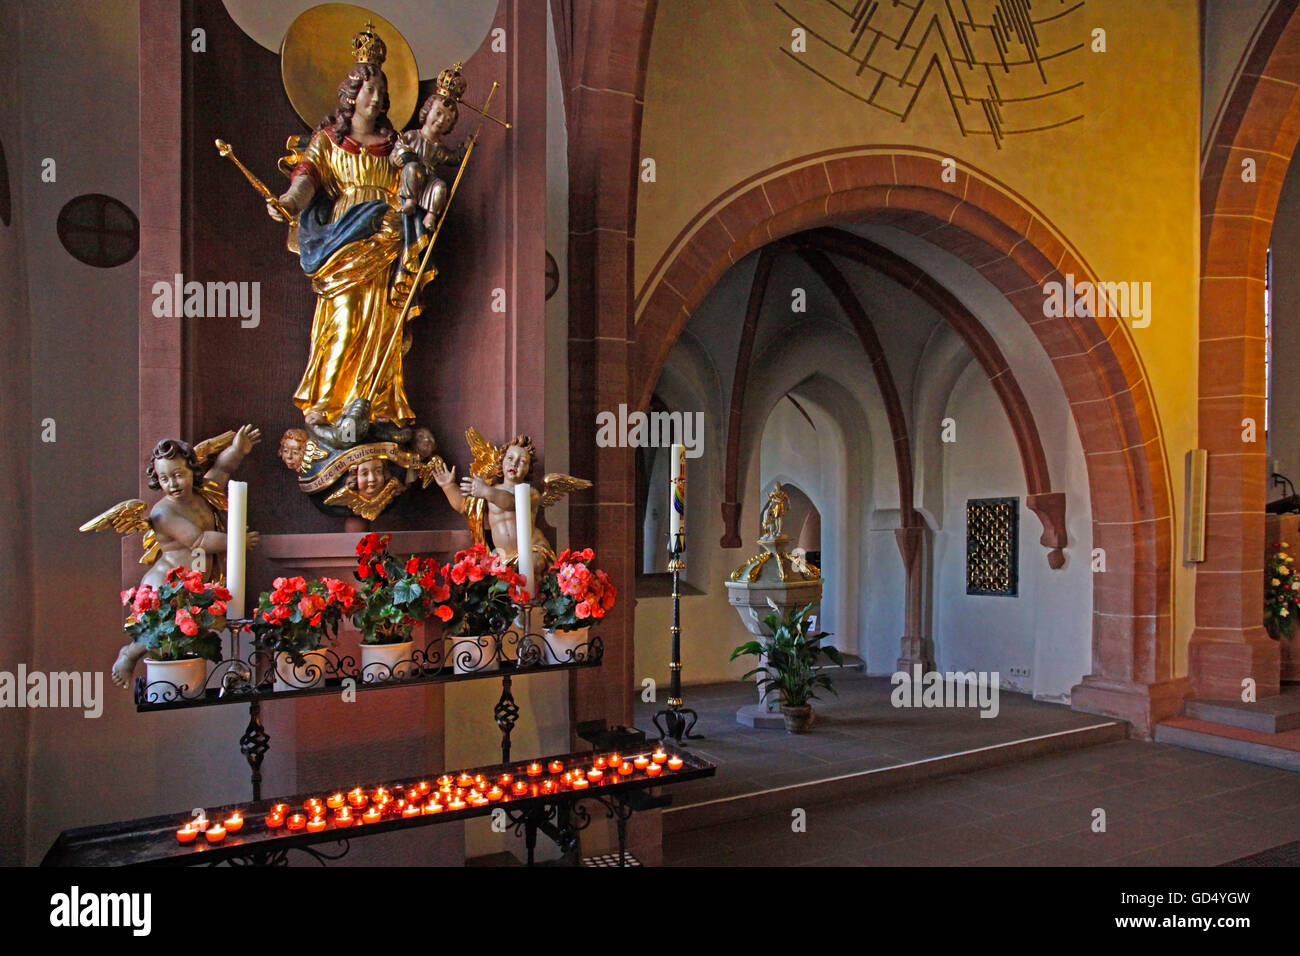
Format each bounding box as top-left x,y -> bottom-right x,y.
636,0 -> 1207,675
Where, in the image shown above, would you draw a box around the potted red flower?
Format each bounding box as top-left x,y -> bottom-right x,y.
435,543 -> 529,673
351,532 -> 450,680
537,548 -> 615,664
123,567 -> 228,699
251,575 -> 359,690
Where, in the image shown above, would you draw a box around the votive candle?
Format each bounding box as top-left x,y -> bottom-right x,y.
651,749 -> 668,765
306,816 -> 326,833
633,756 -> 650,770
204,825 -> 227,843
646,763 -> 662,777
526,762 -> 543,777
287,814 -> 306,831
326,792 -> 345,809
176,824 -> 199,844
548,760 -> 564,774
667,756 -> 684,771
224,812 -> 244,832
619,762 -> 634,776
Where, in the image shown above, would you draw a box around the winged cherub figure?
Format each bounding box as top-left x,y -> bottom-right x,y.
80,425 -> 262,687
432,428 -> 590,575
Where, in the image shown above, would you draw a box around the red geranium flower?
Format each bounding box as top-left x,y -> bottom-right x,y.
175,608 -> 199,636
434,604 -> 454,622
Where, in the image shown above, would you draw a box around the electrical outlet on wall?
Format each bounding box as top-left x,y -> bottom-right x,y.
1007,666 -> 1032,678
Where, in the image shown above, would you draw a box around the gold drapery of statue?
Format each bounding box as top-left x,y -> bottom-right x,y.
289,131 -> 433,426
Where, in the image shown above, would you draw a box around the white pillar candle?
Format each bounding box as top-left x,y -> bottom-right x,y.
514,483 -> 534,599
669,443 -> 686,550
226,480 -> 247,620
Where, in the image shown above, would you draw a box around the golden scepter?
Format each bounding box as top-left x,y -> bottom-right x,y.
366,81 -> 503,403
214,139 -> 299,226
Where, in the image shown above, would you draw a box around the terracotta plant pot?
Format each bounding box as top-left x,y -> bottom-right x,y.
144,656 -> 208,701
360,640 -> 415,682
780,704 -> 815,734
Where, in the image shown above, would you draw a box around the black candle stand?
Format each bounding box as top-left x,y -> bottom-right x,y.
652,531 -> 701,745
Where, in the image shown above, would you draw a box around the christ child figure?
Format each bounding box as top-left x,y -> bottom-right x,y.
393,72 -> 466,230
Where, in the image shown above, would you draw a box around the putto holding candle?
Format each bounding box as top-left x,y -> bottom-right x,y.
80,426 -> 262,688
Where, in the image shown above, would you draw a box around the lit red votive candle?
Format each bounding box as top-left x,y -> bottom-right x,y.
265,813 -> 285,828
402,805 -> 421,818
287,814 -> 307,831
423,801 -> 443,815
437,775 -> 454,787
497,773 -> 513,787
306,817 -> 326,833
571,776 -> 589,789
619,762 -> 634,776
326,792 -> 345,809
646,763 -> 662,777
526,763 -> 543,777
347,789 -> 367,809
548,760 -> 564,774
193,816 -> 209,832
651,749 -> 668,765
487,786 -> 504,801
204,825 -> 227,843
448,797 -> 467,810
633,756 -> 650,770
305,798 -> 324,813
457,773 -> 474,788
594,757 -> 607,770
607,754 -> 621,768
224,813 -> 244,832
512,781 -> 529,797
667,756 -> 684,771
176,824 -> 199,843
334,809 -> 354,827
542,780 -> 557,794
416,781 -> 430,795
362,808 -> 382,824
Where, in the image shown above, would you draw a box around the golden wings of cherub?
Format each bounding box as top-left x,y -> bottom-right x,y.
78,430 -> 236,565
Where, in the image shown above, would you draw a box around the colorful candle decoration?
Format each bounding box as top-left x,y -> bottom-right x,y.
667,755 -> 684,771
287,814 -> 306,831
669,443 -> 685,547
633,756 -> 650,770
646,763 -> 662,778
306,816 -> 326,833
326,792 -> 345,809
226,480 -> 247,619
619,761 -> 634,776
651,748 -> 668,765
548,760 -> 564,774
514,483 -> 535,599
176,824 -> 199,844
224,812 -> 244,832
204,824 -> 227,843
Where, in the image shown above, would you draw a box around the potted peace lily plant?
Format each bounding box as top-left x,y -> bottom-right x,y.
730,601 -> 842,734
351,532 -> 449,681
435,543 -> 529,673
537,548 -> 615,665
123,567 -> 228,700
251,575 -> 359,690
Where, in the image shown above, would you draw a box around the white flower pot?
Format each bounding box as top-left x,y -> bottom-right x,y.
451,634 -> 498,674
144,657 -> 208,700
361,640 -> 415,682
274,649 -> 328,691
542,627 -> 590,665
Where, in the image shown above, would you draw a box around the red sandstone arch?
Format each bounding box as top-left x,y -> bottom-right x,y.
632,148 -> 1179,734
1193,0 -> 1300,699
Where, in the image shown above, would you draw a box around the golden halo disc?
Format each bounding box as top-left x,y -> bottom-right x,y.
280,4 -> 418,131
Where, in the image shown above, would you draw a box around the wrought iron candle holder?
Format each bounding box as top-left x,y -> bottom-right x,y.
652,530 -> 700,744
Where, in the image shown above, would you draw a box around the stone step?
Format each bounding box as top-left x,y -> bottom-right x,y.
663,719 -> 1127,835
1183,687 -> 1300,733
1154,718 -> 1300,773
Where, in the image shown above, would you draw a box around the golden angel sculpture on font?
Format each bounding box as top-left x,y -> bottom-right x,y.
79,426 -> 261,687
432,428 -> 591,574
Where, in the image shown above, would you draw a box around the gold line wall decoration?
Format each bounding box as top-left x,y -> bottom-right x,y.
965,496 -> 1019,596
